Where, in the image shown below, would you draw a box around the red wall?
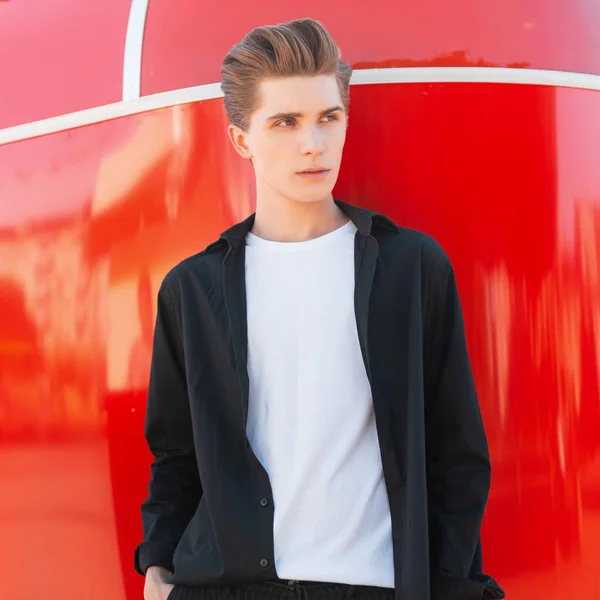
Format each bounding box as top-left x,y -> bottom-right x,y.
1,1 -> 599,599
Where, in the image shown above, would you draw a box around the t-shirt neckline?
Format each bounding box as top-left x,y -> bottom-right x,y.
246,219 -> 355,252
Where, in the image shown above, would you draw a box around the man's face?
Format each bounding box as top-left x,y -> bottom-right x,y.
228,75 -> 347,204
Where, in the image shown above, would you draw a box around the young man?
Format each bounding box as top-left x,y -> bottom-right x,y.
135,18 -> 504,600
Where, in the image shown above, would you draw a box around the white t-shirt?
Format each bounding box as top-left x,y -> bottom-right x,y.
245,219 -> 394,588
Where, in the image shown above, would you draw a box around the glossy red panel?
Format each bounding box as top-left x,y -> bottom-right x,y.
0,101 -> 250,599
1,83 -> 599,599
337,83 -> 600,597
141,0 -> 600,95
0,0 -> 131,129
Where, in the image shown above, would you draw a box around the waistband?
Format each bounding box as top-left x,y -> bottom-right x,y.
169,580 -> 394,600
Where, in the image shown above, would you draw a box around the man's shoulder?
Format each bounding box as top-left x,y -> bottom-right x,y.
159,237 -> 228,298
375,218 -> 456,308
374,212 -> 451,270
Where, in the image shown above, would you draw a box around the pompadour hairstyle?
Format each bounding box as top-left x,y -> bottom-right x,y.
221,18 -> 352,131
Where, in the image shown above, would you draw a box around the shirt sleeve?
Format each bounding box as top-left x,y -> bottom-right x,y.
423,254 -> 505,600
134,281 -> 203,576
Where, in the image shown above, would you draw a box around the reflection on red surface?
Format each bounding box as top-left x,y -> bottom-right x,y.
141,0 -> 600,95
2,0 -> 599,129
1,77 -> 600,600
0,100 -> 253,599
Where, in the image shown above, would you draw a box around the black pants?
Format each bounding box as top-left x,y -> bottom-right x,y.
167,580 -> 395,600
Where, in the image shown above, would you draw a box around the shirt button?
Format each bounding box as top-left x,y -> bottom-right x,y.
260,558 -> 269,568
260,498 -> 269,507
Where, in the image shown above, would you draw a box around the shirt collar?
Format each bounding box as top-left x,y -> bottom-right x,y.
219,200 -> 396,246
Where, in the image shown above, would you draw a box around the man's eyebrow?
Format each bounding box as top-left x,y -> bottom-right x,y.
319,105 -> 344,116
265,106 -> 344,121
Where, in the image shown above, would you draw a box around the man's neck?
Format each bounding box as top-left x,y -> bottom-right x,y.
251,194 -> 349,243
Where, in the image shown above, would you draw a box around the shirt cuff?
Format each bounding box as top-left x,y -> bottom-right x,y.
134,541 -> 175,576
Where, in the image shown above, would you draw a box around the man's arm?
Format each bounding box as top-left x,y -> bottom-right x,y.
134,281 -> 202,576
423,254 -> 504,600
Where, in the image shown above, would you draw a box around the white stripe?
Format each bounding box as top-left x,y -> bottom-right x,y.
122,0 -> 150,101
0,83 -> 223,146
1,67 -> 600,146
352,66 -> 600,89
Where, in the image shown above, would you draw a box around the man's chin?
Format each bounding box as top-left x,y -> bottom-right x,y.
289,187 -> 335,205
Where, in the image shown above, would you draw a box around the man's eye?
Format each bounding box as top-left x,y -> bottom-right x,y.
322,114 -> 338,122
276,119 -> 295,127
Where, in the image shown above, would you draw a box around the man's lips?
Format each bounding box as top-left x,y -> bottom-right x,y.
297,167 -> 330,175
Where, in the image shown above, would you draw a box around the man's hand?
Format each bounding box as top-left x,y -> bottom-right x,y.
144,566 -> 175,600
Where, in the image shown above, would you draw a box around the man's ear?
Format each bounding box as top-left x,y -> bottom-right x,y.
227,123 -> 253,160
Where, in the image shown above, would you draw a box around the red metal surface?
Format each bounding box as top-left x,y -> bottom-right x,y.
1,82 -> 599,599
1,2 -> 600,600
337,83 -> 600,597
0,102 -> 250,599
141,0 -> 600,95
0,0 -> 131,129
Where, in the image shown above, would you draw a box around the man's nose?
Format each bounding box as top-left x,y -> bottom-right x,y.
301,125 -> 325,155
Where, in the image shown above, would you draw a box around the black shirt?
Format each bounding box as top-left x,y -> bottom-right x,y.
134,201 -> 504,600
